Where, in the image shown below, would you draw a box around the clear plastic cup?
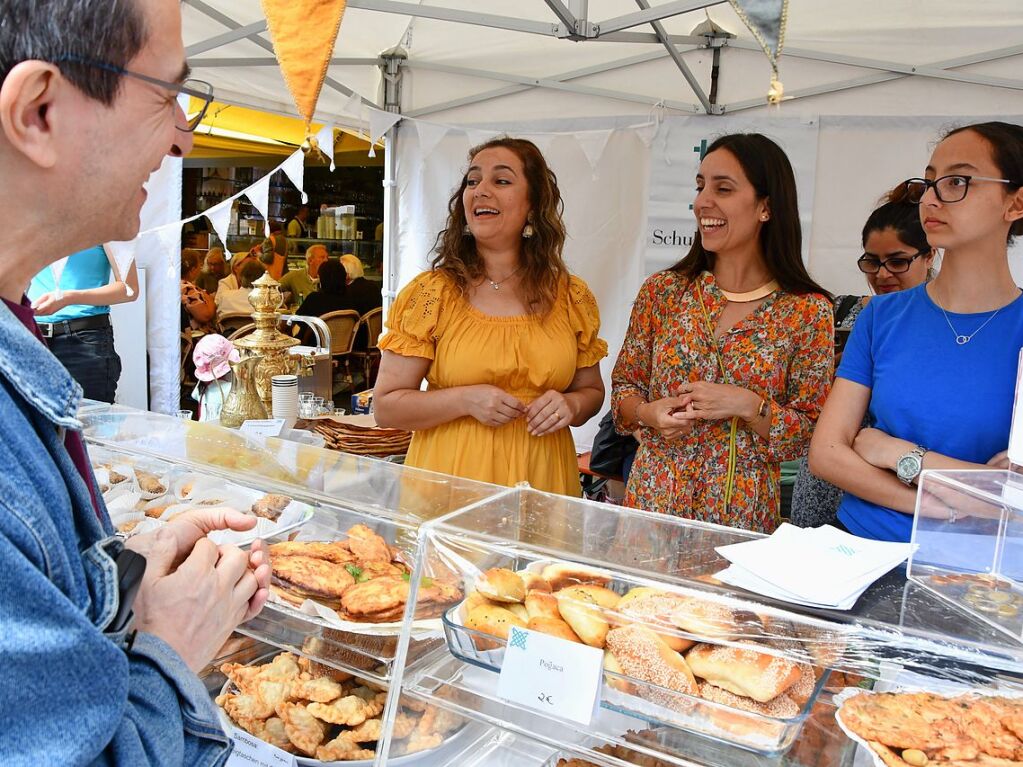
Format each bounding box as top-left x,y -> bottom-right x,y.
176,410 -> 193,420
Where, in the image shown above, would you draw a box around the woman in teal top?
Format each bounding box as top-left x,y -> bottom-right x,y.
28,245 -> 139,403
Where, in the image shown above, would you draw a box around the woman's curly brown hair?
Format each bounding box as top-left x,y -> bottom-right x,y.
431,137 -> 568,315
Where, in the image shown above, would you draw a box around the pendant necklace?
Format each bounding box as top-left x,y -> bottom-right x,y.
938,303 -> 1004,345
485,267 -> 521,291
718,279 -> 780,303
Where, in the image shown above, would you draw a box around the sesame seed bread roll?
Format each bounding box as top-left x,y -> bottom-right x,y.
476,568 -> 526,604
465,604 -> 526,651
557,585 -> 621,610
526,616 -> 582,644
556,590 -> 610,648
685,643 -> 801,703
698,682 -> 800,719
525,590 -> 561,621
605,625 -> 698,711
615,592 -> 696,653
614,586 -> 665,614
671,596 -> 741,640
603,652 -> 636,695
541,562 -> 611,592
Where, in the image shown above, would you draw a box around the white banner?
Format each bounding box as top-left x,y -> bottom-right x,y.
645,116 -> 820,275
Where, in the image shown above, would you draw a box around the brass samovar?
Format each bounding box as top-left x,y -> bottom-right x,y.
232,272 -> 313,411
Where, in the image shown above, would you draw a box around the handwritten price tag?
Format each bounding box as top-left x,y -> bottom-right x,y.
497,626 -> 604,725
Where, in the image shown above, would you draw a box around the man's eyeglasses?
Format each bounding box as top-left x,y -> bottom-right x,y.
53,55 -> 214,132
904,175 -> 1017,204
857,250 -> 929,275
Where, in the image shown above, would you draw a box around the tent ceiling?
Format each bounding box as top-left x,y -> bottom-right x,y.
182,0 -> 1023,123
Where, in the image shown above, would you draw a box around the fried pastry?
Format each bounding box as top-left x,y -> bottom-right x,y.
400,732 -> 444,754
220,691 -> 275,724
289,676 -> 343,704
269,540 -> 356,566
316,735 -> 375,762
271,555 -> 356,608
307,694 -> 378,727
259,717 -> 294,753
839,692 -> 973,752
278,702 -> 328,756
345,717 -> 384,743
135,470 -> 166,495
346,523 -> 392,563
340,575 -> 408,618
250,492 -> 291,521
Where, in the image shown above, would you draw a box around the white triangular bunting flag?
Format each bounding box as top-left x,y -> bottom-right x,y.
104,242 -> 138,297
575,129 -> 614,178
466,129 -> 497,149
155,223 -> 183,280
412,119 -> 450,159
341,90 -> 364,119
634,121 -> 659,148
246,175 -> 272,236
368,108 -> 402,148
49,256 -> 69,299
280,149 -> 307,203
529,133 -> 559,160
204,197 -> 236,253
315,123 -> 336,171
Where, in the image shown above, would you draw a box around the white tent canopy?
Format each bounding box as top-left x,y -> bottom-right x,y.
128,2 -> 1023,427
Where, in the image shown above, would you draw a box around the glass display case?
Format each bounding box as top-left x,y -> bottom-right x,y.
908,469 -> 1023,643
80,408 -> 1023,766
382,486 -> 1023,767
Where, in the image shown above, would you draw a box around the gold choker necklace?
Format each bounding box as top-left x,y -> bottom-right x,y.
718,280 -> 780,303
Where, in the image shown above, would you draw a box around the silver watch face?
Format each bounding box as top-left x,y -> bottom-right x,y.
897,454 -> 921,481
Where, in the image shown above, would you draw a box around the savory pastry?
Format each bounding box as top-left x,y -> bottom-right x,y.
613,591 -> 694,652
268,540 -> 356,566
107,467 -> 130,485
527,616 -> 582,643
307,694 -> 379,727
685,643 -> 801,704
476,567 -> 526,603
144,503 -> 173,520
465,604 -> 526,650
346,523 -> 392,563
506,602 -> 529,622
605,625 -> 698,710
525,589 -> 561,621
542,562 -> 612,591
271,555 -> 356,609
339,575 -> 409,621
671,596 -> 743,640
250,492 -> 291,521
556,589 -> 610,648
614,586 -> 665,613
289,676 -> 343,704
603,652 -> 636,695
258,717 -> 294,752
698,681 -> 799,719
459,590 -> 498,621
558,584 -> 620,610
278,701 -> 328,756
517,569 -> 551,593
135,470 -> 166,495
784,663 -> 818,708
316,735 -> 375,761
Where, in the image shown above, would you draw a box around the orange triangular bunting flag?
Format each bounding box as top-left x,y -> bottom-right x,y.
261,0 -> 347,126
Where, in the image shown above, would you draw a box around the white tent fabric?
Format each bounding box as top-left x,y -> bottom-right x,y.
129,2 -> 1023,424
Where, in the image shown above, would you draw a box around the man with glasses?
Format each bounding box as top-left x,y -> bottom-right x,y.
0,1 -> 268,764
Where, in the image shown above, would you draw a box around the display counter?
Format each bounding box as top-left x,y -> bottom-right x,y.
81,406 -> 1023,766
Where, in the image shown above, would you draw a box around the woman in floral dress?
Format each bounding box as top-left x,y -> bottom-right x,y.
611,134 -> 833,533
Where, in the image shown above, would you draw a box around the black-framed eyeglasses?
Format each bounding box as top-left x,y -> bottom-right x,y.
857,249 -> 929,275
53,55 -> 214,132
904,174 -> 1017,204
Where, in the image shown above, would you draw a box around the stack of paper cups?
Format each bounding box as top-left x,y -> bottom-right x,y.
271,375 -> 299,430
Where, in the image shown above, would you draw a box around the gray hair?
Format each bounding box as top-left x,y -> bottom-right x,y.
0,0 -> 148,105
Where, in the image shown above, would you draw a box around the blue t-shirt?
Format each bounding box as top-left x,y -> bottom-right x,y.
28,246 -> 111,322
836,283 -> 1023,541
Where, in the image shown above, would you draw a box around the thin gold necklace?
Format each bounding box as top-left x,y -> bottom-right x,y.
485,266 -> 521,291
718,279 -> 780,302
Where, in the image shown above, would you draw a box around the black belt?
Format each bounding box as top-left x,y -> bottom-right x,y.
37,314 -> 111,339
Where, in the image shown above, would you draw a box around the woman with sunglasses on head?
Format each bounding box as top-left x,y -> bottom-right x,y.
790,184 -> 934,528
612,133 -> 833,533
810,122 -> 1023,542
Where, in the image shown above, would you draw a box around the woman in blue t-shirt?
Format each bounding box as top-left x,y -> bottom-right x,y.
810,121 -> 1023,542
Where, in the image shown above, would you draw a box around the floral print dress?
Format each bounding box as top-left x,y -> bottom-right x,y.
611,271 -> 834,533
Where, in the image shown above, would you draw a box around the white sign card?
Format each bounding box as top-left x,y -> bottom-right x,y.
239,418 -> 286,439
224,726 -> 296,767
497,626 -> 604,725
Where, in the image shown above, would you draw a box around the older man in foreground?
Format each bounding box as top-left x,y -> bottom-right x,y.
0,0 -> 271,763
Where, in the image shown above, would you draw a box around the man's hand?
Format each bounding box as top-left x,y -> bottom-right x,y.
462,384 -> 526,427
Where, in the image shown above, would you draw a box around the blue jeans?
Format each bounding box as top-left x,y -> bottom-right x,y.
49,324 -> 122,403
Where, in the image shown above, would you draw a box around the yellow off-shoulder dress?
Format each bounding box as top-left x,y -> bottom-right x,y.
379,271 -> 608,496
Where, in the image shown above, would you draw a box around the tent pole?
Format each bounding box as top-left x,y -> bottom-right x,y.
634,0 -> 712,113
380,54 -> 404,317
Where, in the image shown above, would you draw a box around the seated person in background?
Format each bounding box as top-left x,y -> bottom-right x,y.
790,183 -> 935,529
259,221 -> 288,280
295,259 -> 348,318
340,253 -> 383,317
218,248 -> 258,292
216,260 -> 265,322
195,246 -> 227,294
181,248 -> 216,333
280,244 -> 327,309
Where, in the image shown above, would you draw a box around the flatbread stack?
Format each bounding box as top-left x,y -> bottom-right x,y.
295,417 -> 411,457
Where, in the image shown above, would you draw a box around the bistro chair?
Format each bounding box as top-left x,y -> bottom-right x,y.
320,310 -> 361,394
227,323 -> 256,342
218,312 -> 253,337
350,306 -> 383,388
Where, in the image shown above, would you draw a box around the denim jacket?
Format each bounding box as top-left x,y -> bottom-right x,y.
0,302 -> 231,766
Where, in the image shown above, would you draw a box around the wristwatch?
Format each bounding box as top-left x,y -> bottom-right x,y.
896,444 -> 928,485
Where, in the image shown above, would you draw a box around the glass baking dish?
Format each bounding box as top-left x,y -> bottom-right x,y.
441,606 -> 830,757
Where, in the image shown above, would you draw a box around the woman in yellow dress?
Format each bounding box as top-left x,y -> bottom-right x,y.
374,137 -> 607,495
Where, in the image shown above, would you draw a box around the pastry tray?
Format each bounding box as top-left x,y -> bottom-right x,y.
442,606 -> 829,757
